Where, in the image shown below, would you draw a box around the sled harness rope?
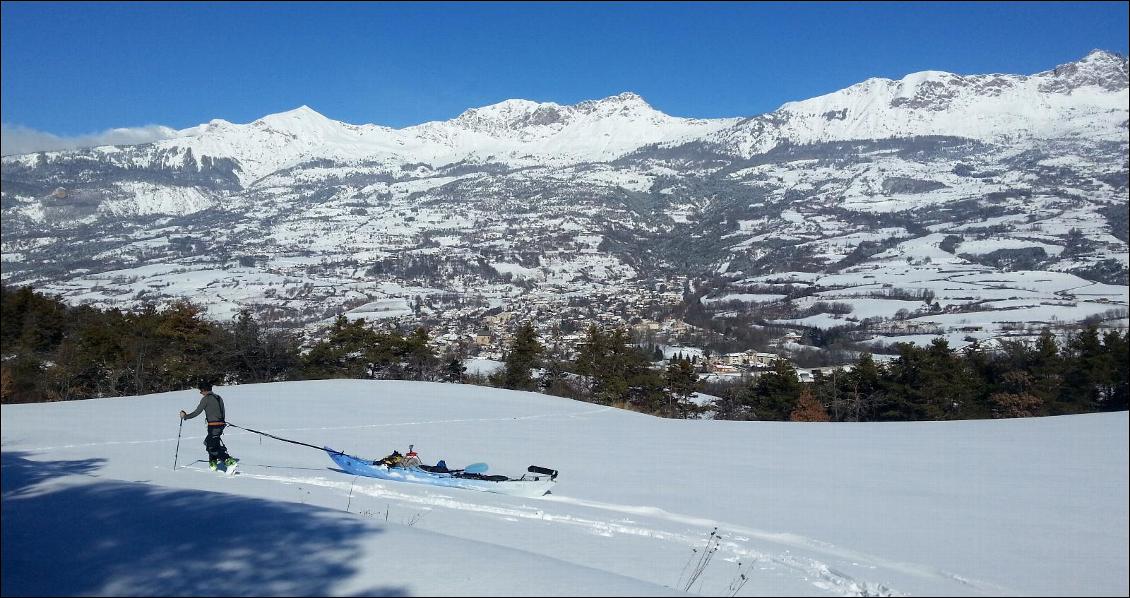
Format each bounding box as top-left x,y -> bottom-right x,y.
225,422 -> 345,456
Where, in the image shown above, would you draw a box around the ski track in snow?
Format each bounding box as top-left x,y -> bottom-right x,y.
170,462 -> 1013,597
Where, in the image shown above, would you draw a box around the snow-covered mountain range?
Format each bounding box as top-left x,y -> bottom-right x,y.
2,50 -> 1127,350
5,92 -> 734,189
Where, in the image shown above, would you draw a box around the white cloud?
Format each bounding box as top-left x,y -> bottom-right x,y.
1,123 -> 181,156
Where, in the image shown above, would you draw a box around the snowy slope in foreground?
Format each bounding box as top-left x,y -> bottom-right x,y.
2,380 -> 1127,597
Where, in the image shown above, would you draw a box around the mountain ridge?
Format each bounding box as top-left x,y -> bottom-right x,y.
3,51 -> 1125,183
1,51 -> 1126,352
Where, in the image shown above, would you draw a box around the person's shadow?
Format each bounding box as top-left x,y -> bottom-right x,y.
2,450 -> 407,596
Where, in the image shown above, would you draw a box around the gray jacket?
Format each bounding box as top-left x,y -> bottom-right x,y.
184,392 -> 226,423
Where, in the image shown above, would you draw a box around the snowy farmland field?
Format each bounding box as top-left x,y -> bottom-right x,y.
2,380 -> 1127,597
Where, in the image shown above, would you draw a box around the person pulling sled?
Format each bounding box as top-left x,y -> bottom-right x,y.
180,380 -> 238,472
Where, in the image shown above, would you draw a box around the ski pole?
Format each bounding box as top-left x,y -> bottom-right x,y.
173,416 -> 184,470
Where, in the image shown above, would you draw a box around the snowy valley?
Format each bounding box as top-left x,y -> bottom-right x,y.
1,51 -> 1127,358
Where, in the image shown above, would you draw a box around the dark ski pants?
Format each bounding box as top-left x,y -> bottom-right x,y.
205,425 -> 232,462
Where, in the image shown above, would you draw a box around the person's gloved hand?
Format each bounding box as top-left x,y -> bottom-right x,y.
179,410 -> 187,419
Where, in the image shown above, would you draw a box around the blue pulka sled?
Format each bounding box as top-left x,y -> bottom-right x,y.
325,447 -> 557,498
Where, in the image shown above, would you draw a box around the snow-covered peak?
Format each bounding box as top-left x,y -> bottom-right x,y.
1040,49 -> 1128,92
177,118 -> 236,137
262,104 -> 324,119
1077,49 -> 1127,69
575,92 -> 654,113
714,50 -> 1129,156
252,105 -> 341,137
146,105 -> 417,184
405,92 -> 735,163
455,99 -> 546,120
451,98 -> 569,133
447,93 -> 665,134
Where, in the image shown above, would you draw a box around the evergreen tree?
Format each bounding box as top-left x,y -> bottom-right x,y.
573,325 -> 607,397
368,328 -> 408,380
623,366 -> 668,414
501,322 -> 543,390
43,305 -> 117,400
228,309 -> 265,382
224,310 -> 299,384
1107,330 -> 1129,412
923,338 -> 978,419
1058,327 -> 1105,413
121,305 -> 162,396
879,340 -> 976,421
569,325 -> 665,409
1032,328 -> 1063,407
403,327 -> 439,381
539,325 -> 572,397
597,328 -> 634,405
664,357 -> 699,418
445,357 -> 467,383
154,301 -> 222,390
1,353 -> 42,403
843,352 -> 882,421
712,389 -> 743,421
741,358 -> 801,420
303,315 -> 378,379
1,285 -> 66,355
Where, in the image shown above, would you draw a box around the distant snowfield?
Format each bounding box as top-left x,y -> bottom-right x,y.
2,380 -> 1127,597
464,358 -> 504,376
736,263 -> 1128,340
345,298 -> 414,320
702,293 -> 788,305
956,238 -> 1066,257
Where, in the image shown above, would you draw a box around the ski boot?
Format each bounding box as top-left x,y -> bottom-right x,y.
209,459 -> 218,471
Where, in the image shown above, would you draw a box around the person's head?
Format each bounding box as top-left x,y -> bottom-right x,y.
197,380 -> 213,394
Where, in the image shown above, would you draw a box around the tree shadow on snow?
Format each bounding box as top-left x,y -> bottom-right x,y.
1,451 -> 408,596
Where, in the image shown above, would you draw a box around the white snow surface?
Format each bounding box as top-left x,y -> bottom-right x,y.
2,380 -> 1127,597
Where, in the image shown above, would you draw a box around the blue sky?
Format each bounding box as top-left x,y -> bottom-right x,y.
2,1 -> 1127,137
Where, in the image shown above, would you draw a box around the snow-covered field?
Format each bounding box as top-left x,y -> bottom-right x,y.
2,380 -> 1126,596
